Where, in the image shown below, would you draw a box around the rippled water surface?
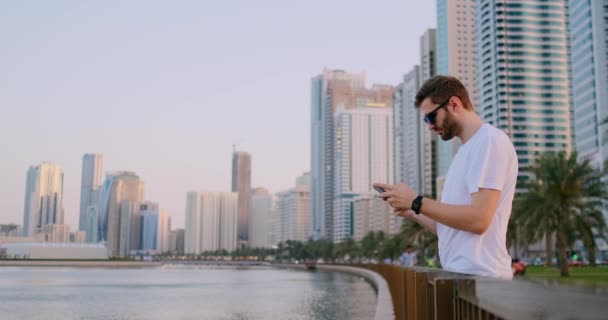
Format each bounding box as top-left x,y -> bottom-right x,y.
0,266 -> 376,320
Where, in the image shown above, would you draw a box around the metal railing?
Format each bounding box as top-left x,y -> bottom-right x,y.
351,264 -> 608,320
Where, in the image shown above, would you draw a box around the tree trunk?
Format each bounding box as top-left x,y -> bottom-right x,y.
545,232 -> 554,267
587,240 -> 597,267
556,230 -> 570,277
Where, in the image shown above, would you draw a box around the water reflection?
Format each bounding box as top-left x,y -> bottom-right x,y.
0,266 -> 376,320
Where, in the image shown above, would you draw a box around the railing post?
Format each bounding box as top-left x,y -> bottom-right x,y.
434,278 -> 454,320
415,270 -> 428,320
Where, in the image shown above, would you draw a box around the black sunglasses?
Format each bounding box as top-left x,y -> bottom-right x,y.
423,97 -> 451,125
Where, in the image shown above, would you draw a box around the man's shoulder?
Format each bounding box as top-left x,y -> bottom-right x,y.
476,124 -> 514,149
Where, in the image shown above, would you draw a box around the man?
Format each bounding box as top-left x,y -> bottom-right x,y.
374,76 -> 518,279
399,245 -> 417,267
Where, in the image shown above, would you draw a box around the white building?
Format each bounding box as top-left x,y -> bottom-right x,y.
79,154 -> 103,232
333,106 -> 393,242
157,209 -> 171,253
276,173 -> 311,243
23,162 -> 65,237
219,193 -> 238,252
185,192 -> 237,254
311,69 -> 363,241
250,188 -> 277,248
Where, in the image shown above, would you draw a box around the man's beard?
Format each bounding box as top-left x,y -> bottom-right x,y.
439,113 -> 460,141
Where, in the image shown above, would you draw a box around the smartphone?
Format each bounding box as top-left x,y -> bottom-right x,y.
373,186 -> 386,193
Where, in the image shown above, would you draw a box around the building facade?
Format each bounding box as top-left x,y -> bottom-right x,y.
98,172 -> 145,256
333,106 -> 393,242
232,151 -> 252,243
476,0 -> 573,189
436,0 -> 477,196
79,154 -> 103,233
23,162 -> 65,237
311,69 -> 393,241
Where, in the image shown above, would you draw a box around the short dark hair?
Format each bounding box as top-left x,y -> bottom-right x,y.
414,76 -> 474,111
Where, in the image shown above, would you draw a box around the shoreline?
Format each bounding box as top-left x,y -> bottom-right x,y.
0,260 -> 162,268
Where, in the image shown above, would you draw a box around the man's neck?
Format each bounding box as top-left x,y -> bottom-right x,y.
458,113 -> 484,144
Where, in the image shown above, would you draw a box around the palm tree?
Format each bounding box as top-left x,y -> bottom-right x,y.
514,151 -> 608,276
398,219 -> 438,266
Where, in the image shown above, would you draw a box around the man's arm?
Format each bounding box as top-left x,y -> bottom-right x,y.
419,189 -> 500,234
396,209 -> 437,234
377,183 -> 501,235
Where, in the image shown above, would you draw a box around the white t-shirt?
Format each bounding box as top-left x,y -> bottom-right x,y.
437,123 -> 518,280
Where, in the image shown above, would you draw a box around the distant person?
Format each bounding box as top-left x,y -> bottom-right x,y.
374,76 -> 518,280
399,245 -> 417,267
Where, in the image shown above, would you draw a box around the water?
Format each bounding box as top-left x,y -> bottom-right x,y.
0,266 -> 377,320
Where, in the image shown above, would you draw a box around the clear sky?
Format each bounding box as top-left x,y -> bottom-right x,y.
0,0 -> 436,230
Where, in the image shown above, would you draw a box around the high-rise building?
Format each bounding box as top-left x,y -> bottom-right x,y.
85,206 -> 98,243
311,69 -> 393,241
436,0 -> 477,196
219,193 -> 238,252
250,188 -> 277,248
394,66 -> 422,194
158,209 -> 171,253
185,192 -> 237,254
118,201 -> 136,256
23,162 -> 64,237
140,202 -> 160,252
568,0 -> 608,170
333,106 -> 393,242
419,29 -> 439,199
98,172 -> 144,256
232,151 -> 251,243
476,0 -> 573,189
79,154 -> 103,232
276,173 -> 312,243
169,228 -> 185,255
352,195 -> 400,241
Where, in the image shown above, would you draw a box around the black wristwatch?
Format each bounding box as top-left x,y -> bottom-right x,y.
411,195 -> 423,215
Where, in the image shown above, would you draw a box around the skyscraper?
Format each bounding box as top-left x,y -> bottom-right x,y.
333,105 -> 393,242
140,201 -> 159,252
79,154 -> 103,232
231,150 -> 251,243
436,0 -> 477,196
311,69 -> 393,241
219,193 -> 238,252
250,188 -> 277,248
568,0 -> 608,170
394,66 -> 422,192
276,173 -> 311,243
98,172 -> 144,256
476,0 -> 573,189
185,191 -> 237,254
23,162 -> 64,237
419,29 -> 439,199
